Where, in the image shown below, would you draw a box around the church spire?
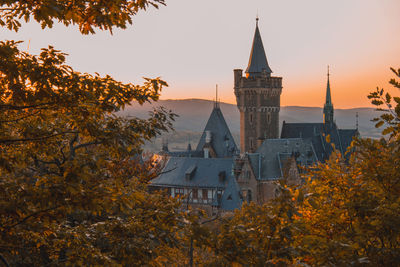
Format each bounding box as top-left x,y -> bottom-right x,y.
323,65 -> 334,125
326,65 -> 332,105
245,17 -> 272,78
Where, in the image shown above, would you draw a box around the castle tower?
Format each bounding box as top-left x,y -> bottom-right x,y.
323,66 -> 334,126
234,18 -> 282,153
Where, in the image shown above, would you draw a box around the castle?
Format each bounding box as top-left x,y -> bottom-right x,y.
150,19 -> 358,213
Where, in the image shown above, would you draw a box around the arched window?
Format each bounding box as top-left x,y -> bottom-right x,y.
247,189 -> 252,202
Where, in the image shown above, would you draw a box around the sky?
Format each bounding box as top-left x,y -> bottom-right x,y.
2,0 -> 400,108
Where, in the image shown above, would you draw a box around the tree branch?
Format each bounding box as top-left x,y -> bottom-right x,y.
0,254 -> 9,267
0,110 -> 40,124
0,131 -> 78,144
5,205 -> 61,230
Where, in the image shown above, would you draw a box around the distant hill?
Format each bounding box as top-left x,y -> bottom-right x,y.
118,99 -> 382,152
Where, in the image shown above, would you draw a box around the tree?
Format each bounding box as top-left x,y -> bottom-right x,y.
0,0 -> 166,34
368,67 -> 400,139
202,181 -> 298,266
0,1 -> 187,265
197,68 -> 400,266
293,68 -> 400,265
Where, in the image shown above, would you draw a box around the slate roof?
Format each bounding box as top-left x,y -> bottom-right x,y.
245,20 -> 272,77
195,106 -> 238,158
151,157 -> 234,188
150,157 -> 242,210
280,122 -> 358,161
165,150 -> 203,158
220,174 -> 242,211
247,138 -> 317,180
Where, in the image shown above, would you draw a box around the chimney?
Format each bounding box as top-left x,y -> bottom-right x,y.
205,130 -> 212,144
204,148 -> 209,158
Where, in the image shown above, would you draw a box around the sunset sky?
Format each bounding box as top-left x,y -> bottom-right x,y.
3,0 -> 400,108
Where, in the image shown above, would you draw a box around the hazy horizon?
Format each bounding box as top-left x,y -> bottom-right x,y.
158,97 -> 376,109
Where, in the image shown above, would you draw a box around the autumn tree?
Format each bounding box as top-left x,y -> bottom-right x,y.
294,68 -> 400,265
0,1 -> 189,266
0,0 -> 166,34
197,68 -> 400,266
211,183 -> 297,266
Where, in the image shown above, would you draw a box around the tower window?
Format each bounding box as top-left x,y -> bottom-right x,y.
250,113 -> 253,123
250,138 -> 253,150
267,112 -> 271,124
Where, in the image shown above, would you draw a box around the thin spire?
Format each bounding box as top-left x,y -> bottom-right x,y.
326,65 -> 332,105
323,65 -> 334,125
245,17 -> 272,77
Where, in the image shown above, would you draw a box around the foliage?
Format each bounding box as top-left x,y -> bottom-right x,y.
0,40 -> 182,265
189,68 -> 400,266
194,182 -> 296,266
0,0 -> 166,34
368,67 -> 400,139
290,68 -> 400,265
1,0 -> 400,264
296,143 -> 400,265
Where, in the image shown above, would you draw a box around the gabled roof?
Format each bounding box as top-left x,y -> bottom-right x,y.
165,150 -> 203,158
195,106 -> 238,158
245,19 -> 272,77
249,138 -> 317,180
220,175 -> 242,211
338,129 -> 359,152
150,157 -> 234,188
150,157 -> 242,211
280,122 -> 358,161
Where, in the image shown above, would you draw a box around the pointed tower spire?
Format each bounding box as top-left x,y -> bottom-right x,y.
326,65 -> 332,105
323,65 -> 334,125
245,17 -> 272,78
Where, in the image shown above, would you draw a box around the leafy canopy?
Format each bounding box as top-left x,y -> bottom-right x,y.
0,0 -> 166,34
0,0 -> 193,265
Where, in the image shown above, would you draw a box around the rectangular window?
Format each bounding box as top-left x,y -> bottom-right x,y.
175,188 -> 184,197
202,189 -> 208,200
208,190 -> 213,199
171,188 -> 175,197
192,189 -> 198,199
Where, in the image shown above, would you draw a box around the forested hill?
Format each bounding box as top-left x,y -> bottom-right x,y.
119,99 -> 381,152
